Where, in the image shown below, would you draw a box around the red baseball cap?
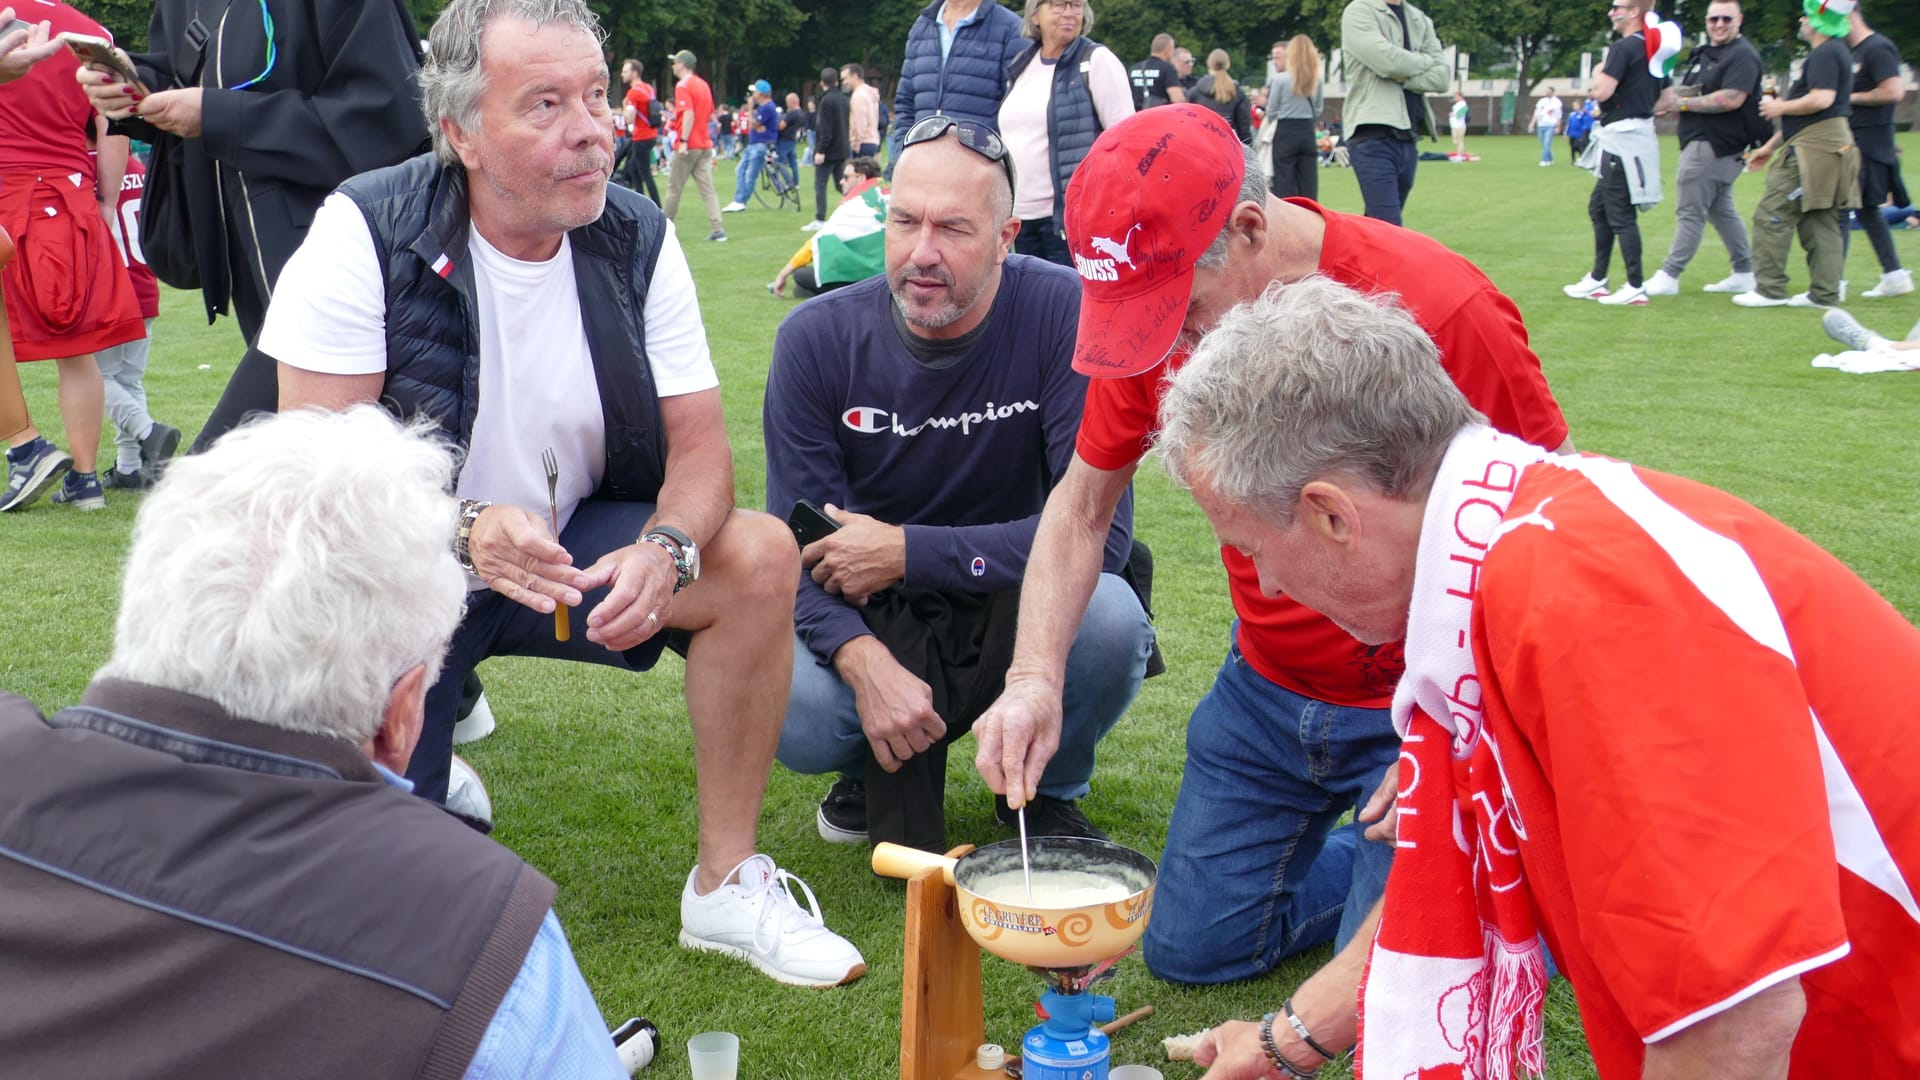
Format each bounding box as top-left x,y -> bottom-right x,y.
1064,104 -> 1246,378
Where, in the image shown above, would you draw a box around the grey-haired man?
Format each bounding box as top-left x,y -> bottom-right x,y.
260,0 -> 865,989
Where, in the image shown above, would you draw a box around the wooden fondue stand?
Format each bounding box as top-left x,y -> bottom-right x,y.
897,844 -> 1001,1080
880,843 -> 1157,1080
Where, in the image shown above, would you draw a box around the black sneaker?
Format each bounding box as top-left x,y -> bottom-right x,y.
140,421 -> 181,479
994,794 -> 1108,841
816,775 -> 867,844
101,467 -> 150,491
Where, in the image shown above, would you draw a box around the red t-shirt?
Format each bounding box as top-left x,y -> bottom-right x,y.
106,154 -> 159,319
625,83 -> 657,141
0,3 -> 111,177
1474,460 -> 1920,1077
674,74 -> 714,150
1075,200 -> 1568,707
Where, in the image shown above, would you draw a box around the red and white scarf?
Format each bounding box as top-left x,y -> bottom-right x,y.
1358,426 -> 1551,1080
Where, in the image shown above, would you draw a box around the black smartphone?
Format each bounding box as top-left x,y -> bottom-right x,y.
786,499 -> 840,548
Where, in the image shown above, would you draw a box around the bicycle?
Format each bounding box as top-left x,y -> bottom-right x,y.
755,157 -> 803,212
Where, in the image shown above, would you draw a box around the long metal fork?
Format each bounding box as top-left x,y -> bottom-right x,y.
542,447 -> 569,642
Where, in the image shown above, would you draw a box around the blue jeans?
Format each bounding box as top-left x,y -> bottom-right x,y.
414,499 -> 674,804
1347,136 -> 1419,226
734,141 -> 771,202
1142,629 -> 1400,985
1538,126 -> 1555,163
777,572 -> 1154,800
775,140 -> 798,181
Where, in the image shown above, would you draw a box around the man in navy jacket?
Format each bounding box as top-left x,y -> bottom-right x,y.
887,0 -> 1025,160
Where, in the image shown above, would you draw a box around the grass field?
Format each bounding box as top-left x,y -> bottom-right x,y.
3,132 -> 1918,1079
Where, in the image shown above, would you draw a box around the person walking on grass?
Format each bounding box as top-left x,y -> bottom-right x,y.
1528,85 -> 1562,165
1561,0 -> 1670,307
662,49 -> 726,243
1642,0 -> 1765,298
1843,5 -> 1910,299
807,67 -> 851,233
1730,0 -> 1856,310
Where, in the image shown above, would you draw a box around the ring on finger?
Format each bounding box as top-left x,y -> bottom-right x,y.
645,611 -> 658,626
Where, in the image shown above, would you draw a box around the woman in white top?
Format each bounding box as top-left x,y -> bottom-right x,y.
997,0 -> 1133,266
1264,35 -> 1324,200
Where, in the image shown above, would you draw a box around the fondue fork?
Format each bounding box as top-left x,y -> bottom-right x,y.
1018,803 -> 1034,902
542,447 -> 569,642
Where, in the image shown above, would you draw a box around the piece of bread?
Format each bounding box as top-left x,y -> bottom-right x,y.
1162,1028 -> 1209,1061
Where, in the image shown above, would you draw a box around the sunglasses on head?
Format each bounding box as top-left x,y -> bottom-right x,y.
903,114 -> 1016,190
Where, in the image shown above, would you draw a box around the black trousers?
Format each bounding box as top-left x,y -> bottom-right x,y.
1269,118 -> 1319,201
1589,151 -> 1644,287
622,137 -> 660,204
1014,219 -> 1071,267
813,155 -> 846,221
1848,151 -> 1902,275
1348,135 -> 1417,225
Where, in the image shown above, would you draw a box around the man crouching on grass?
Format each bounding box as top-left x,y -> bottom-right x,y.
1177,277 -> 1920,1079
264,0 -> 865,988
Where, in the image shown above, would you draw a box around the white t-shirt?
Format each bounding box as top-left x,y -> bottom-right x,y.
999,45 -> 1135,222
261,193 -> 718,533
1532,95 -> 1564,130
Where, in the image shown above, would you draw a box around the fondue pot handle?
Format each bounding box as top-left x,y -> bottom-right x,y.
871,842 -> 958,884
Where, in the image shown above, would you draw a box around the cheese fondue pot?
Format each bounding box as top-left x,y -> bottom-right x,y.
873,836 -> 1157,968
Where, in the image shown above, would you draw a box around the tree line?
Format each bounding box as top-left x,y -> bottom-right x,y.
87,0 -> 1918,107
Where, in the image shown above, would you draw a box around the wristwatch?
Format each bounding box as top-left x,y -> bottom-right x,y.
454,499 -> 492,573
640,525 -> 700,593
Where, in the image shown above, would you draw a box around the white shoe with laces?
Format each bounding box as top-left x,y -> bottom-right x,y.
1787,291 -> 1831,309
1863,268 -> 1914,298
1598,283 -> 1649,306
1702,271 -> 1755,294
1731,290 -> 1788,308
1821,308 -> 1889,353
1642,269 -> 1680,296
680,854 -> 867,988
1562,274 -> 1608,300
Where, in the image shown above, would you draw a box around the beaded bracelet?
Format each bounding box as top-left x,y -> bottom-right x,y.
1282,998 -> 1340,1062
1258,1012 -> 1318,1079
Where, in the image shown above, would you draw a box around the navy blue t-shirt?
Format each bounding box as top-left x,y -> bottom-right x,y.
748,101 -> 780,145
764,255 -> 1134,664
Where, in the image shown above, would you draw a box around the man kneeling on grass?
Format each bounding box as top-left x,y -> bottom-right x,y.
0,407 -> 626,1078
1177,277 -> 1920,1080
764,116 -> 1154,853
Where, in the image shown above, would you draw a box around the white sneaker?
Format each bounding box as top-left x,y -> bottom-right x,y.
1538,160 -> 1553,167
680,854 -> 867,988
446,755 -> 493,824
1907,316 -> 1920,343
1562,274 -> 1608,300
452,691 -> 496,745
1787,292 -> 1831,309
1839,279 -> 1849,302
1731,291 -> 1788,308
1703,272 -> 1756,294
1598,283 -> 1648,305
1862,268 -> 1914,298
721,201 -> 748,213
1642,269 -> 1680,296
1822,308 -> 1890,353
800,219 -> 824,232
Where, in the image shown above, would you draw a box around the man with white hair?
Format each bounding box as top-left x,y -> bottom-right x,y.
1170,277 -> 1920,1080
263,0 -> 865,988
0,407 -> 625,1078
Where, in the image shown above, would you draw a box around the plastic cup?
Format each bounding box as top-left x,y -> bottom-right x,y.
1109,1067 -> 1164,1080
686,1031 -> 740,1080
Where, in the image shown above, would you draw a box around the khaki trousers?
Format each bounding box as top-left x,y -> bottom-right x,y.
1751,144 -> 1845,305
663,148 -> 724,234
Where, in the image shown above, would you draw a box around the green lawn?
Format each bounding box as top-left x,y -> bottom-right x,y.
3,134 -> 1917,1079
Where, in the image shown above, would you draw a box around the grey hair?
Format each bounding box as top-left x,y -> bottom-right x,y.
419,0 -> 607,167
1157,276 -> 1485,521
97,407 -> 470,744
1021,0 -> 1095,39
1194,142 -> 1272,270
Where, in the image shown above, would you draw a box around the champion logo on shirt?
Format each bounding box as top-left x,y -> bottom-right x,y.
840,399 -> 1040,437
1074,223 -> 1142,283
